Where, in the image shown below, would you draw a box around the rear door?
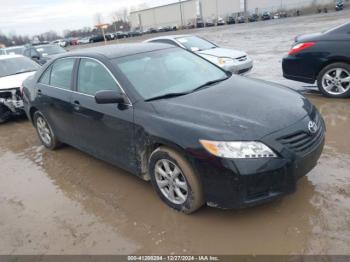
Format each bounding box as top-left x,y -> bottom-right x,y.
36,58 -> 77,144
70,57 -> 136,172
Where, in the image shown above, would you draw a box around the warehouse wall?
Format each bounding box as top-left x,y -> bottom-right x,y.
129,0 -> 337,29
129,0 -> 197,30
246,0 -> 335,13
200,0 -> 242,20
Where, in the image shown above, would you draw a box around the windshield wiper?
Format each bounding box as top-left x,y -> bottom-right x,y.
191,76 -> 229,93
145,92 -> 190,102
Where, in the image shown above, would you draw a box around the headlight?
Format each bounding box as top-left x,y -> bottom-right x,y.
200,140 -> 277,159
218,57 -> 234,65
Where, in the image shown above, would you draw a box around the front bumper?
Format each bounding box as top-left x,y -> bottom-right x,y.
189,112 -> 325,209
223,57 -> 253,75
0,89 -> 24,115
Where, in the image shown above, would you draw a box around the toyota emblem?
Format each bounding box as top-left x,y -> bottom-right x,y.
308,121 -> 318,134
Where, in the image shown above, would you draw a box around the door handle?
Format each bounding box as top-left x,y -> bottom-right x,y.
37,89 -> 42,96
73,100 -> 80,111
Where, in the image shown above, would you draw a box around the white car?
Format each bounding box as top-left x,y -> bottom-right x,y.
145,35 -> 253,74
0,55 -> 39,123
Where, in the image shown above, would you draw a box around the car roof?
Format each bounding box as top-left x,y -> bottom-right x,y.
61,43 -> 175,59
145,35 -> 191,42
0,54 -> 25,60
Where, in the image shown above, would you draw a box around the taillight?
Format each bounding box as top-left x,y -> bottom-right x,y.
288,42 -> 315,55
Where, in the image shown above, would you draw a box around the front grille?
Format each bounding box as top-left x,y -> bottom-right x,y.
278,118 -> 324,155
236,55 -> 247,62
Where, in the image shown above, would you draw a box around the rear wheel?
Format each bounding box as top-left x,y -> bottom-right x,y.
149,147 -> 204,214
34,111 -> 61,150
317,62 -> 350,98
0,105 -> 11,124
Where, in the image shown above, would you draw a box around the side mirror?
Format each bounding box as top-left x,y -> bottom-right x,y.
32,55 -> 40,60
95,90 -> 127,104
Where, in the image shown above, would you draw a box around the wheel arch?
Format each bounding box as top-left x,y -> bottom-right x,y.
139,138 -> 188,181
316,58 -> 350,79
29,107 -> 39,124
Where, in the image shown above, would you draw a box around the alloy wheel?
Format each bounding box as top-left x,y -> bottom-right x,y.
322,68 -> 350,95
36,116 -> 52,146
154,159 -> 188,205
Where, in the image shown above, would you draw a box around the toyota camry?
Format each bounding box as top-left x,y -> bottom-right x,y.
22,43 -> 325,213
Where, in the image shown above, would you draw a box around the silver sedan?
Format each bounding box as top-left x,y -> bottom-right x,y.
145,35 -> 253,75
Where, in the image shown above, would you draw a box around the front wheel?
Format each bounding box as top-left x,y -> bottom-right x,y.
34,111 -> 61,150
149,147 -> 204,214
317,62 -> 350,98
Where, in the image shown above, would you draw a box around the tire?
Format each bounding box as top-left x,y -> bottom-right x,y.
33,111 -> 61,150
317,62 -> 350,98
149,147 -> 204,214
0,104 -> 11,124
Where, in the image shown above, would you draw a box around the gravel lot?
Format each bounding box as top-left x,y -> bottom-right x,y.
1,10 -> 350,255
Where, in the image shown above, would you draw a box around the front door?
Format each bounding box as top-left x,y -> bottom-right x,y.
71,58 -> 136,172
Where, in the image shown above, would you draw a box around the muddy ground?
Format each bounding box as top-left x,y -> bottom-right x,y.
1,10 -> 350,255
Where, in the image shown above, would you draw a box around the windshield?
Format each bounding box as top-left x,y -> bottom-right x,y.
176,36 -> 216,51
35,45 -> 66,56
324,22 -> 350,35
3,46 -> 24,55
0,57 -> 40,77
113,48 -> 227,100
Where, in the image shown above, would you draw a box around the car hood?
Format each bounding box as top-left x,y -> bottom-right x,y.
198,47 -> 246,59
0,71 -> 36,90
150,76 -> 312,140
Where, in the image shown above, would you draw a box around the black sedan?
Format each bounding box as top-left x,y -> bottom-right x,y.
283,22 -> 350,98
23,44 -> 325,213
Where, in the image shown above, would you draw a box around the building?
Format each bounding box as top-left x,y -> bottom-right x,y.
129,0 -> 335,30
129,0 -> 197,30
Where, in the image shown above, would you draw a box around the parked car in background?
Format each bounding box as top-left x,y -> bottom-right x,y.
145,35 -> 253,74
0,55 -> 40,123
226,15 -> 236,24
77,37 -> 91,45
128,30 -> 143,37
0,46 -> 25,55
51,39 -> 68,48
105,33 -> 115,41
335,0 -> 344,11
89,35 -> 105,43
23,44 -> 67,65
23,43 -> 325,213
282,22 -> 350,98
196,18 -> 205,28
237,16 -> 245,23
262,12 -> 272,20
217,17 -> 226,26
68,38 -> 79,46
114,31 -> 129,39
248,14 -> 259,22
205,19 -> 215,27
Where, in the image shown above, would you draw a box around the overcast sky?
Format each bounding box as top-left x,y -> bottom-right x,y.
0,0 -> 176,36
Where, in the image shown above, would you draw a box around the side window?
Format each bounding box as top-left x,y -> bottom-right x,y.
50,58 -> 75,90
24,49 -> 30,57
39,66 -> 51,85
30,48 -> 39,58
77,58 -> 119,96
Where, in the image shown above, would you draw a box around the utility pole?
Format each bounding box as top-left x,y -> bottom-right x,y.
179,0 -> 184,28
244,0 -> 248,22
